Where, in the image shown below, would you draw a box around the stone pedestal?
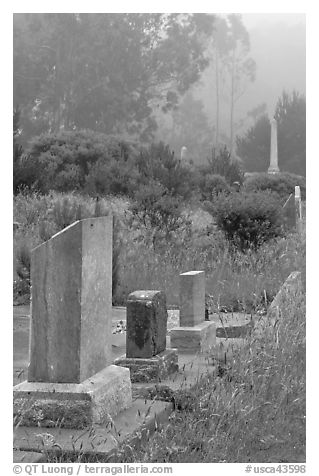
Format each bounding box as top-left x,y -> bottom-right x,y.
179,271 -> 205,326
114,349 -> 178,383
115,290 -> 178,382
170,321 -> 216,353
13,217 -> 132,428
14,366 -> 132,429
171,271 -> 216,353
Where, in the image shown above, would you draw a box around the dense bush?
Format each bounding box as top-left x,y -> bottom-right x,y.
244,172 -> 306,200
128,180 -> 191,252
207,191 -> 285,251
135,142 -> 194,199
197,173 -> 231,201
19,130 -> 139,194
201,146 -> 244,186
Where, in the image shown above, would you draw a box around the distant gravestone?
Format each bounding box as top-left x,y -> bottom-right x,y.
115,290 -> 178,382
14,217 -> 132,428
268,117 -> 280,174
181,146 -> 188,161
170,271 -> 216,353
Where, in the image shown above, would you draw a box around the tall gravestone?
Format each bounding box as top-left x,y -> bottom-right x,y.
115,291 -> 178,382
268,117 -> 280,174
170,271 -> 216,352
14,217 -> 132,428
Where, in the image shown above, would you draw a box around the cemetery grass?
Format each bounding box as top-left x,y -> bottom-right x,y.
14,191 -> 305,313
43,286 -> 305,463
13,192 -> 306,463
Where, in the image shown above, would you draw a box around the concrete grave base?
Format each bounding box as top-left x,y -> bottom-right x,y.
13,365 -> 132,429
170,321 -> 216,353
114,349 -> 178,383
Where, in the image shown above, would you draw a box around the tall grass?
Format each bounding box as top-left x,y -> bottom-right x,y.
13,191 -> 305,310
112,287 -> 306,463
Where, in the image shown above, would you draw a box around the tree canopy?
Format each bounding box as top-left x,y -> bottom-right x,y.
14,13 -> 215,146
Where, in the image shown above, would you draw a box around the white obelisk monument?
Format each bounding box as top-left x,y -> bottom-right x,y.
268,117 -> 280,174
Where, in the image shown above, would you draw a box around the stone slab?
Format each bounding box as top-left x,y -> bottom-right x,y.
179,271 -> 205,326
29,217 -> 113,384
14,365 -> 132,429
114,349 -> 178,383
170,320 -> 216,353
13,450 -> 46,463
126,290 -> 167,358
14,399 -> 173,459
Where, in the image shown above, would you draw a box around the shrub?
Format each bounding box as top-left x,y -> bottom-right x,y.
201,146 -> 244,186
198,174 -> 231,201
128,180 -> 191,251
207,191 -> 285,251
135,142 -> 193,199
23,130 -> 139,194
244,172 -> 306,200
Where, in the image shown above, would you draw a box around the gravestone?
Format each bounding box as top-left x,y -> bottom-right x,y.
170,271 -> 216,353
181,146 -> 188,161
115,291 -> 178,382
14,217 -> 132,428
283,187 -> 303,232
268,117 -> 280,174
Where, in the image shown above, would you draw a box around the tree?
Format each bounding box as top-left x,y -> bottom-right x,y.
155,91 -> 213,163
236,114 -> 271,172
275,90 -> 306,176
14,13 -> 215,145
224,15 -> 256,154
236,91 -> 306,176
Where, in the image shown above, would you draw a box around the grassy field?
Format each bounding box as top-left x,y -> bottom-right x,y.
13,191 -> 306,463
13,191 -> 305,313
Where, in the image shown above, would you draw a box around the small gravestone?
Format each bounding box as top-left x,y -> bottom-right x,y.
14,217 -> 132,428
181,146 -> 188,161
115,291 -> 178,382
268,117 -> 280,174
170,271 -> 216,353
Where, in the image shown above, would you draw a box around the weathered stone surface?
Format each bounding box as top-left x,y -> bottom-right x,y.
268,117 -> 280,174
179,271 -> 205,326
126,290 -> 167,359
170,321 -> 216,353
14,365 -> 132,428
115,349 -> 178,383
28,217 -> 113,384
